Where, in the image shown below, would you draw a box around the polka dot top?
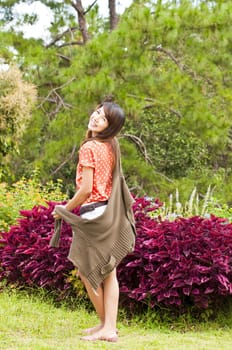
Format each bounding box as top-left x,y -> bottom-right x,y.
76,140 -> 114,204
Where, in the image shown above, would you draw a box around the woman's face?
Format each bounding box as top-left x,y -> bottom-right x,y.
88,106 -> 109,136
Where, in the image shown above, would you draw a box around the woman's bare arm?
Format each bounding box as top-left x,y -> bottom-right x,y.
52,167 -> 93,218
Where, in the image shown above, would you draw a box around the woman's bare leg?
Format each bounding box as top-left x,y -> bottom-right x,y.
102,268 -> 119,332
78,272 -> 105,333
81,269 -> 119,341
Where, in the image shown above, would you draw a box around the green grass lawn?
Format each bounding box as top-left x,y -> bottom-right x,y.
0,289 -> 232,350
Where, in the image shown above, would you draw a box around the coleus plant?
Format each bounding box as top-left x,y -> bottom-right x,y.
0,202 -> 73,291
118,198 -> 232,309
0,197 -> 232,310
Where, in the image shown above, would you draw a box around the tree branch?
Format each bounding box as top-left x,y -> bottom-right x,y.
56,53 -> 72,62
84,0 -> 98,15
56,41 -> 84,48
121,133 -> 174,183
37,78 -> 75,116
127,93 -> 183,117
71,0 -> 89,43
169,108 -> 182,119
51,145 -> 77,176
152,45 -> 184,70
151,45 -> 214,86
127,94 -> 159,103
122,133 -> 152,164
109,0 -> 119,30
46,26 -> 79,48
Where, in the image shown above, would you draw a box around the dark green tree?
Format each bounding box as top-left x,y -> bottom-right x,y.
1,0 -> 232,201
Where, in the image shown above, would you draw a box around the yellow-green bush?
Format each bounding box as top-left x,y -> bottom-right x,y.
0,175 -> 67,232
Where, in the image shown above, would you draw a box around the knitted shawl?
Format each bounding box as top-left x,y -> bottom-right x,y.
50,140 -> 136,290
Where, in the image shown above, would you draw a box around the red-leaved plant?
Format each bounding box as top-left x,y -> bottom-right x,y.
118,198 -> 232,309
0,202 -> 74,291
1,197 -> 232,310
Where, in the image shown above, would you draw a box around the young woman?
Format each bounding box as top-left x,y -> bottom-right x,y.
51,102 -> 136,343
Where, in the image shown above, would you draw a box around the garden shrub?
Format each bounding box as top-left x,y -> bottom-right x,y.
0,197 -> 232,312
0,201 -> 73,291
118,198 -> 232,310
0,175 -> 67,231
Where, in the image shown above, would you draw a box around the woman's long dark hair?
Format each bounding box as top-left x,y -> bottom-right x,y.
82,102 -> 125,166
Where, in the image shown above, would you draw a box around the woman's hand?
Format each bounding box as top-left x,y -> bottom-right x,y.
52,205 -> 66,220
52,211 -> 61,220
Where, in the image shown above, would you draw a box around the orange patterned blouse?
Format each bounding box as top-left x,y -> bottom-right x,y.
76,140 -> 114,204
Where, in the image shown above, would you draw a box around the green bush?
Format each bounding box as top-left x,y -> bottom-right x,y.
0,172 -> 67,231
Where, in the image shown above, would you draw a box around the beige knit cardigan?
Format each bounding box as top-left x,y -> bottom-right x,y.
50,140 -> 136,290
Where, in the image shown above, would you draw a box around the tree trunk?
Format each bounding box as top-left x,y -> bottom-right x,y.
108,0 -> 119,30
71,0 -> 89,43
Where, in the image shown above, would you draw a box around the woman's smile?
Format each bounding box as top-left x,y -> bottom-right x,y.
88,106 -> 109,135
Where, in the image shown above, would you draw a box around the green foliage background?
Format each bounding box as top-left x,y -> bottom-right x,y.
0,172 -> 67,231
1,0 -> 232,202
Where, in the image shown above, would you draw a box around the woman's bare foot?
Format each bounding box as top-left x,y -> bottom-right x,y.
83,324 -> 103,335
81,329 -> 118,343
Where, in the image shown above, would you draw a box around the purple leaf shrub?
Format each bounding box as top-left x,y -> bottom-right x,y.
1,197 -> 232,310
0,201 -> 74,291
118,199 -> 232,309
